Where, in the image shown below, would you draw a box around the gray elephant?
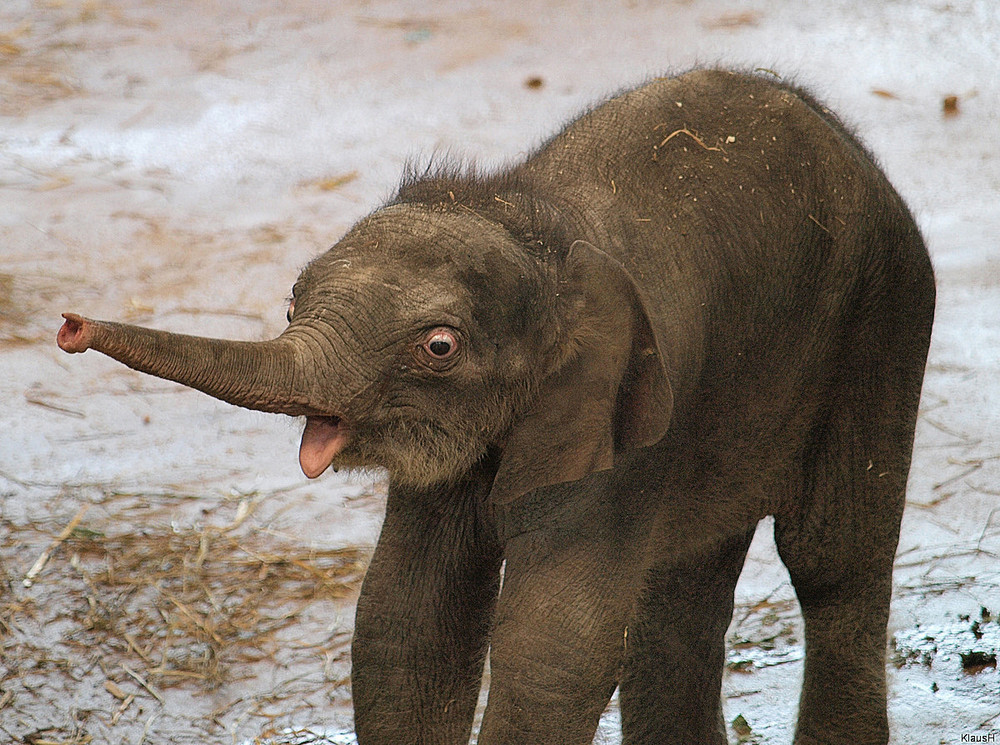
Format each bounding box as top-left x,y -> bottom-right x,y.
58,68 -> 935,744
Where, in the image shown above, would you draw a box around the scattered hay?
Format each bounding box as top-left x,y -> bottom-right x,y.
60,519 -> 365,687
655,126 -> 724,153
727,593 -> 803,673
1,489 -> 370,742
299,172 -> 360,193
2,496 -> 368,699
702,11 -> 761,30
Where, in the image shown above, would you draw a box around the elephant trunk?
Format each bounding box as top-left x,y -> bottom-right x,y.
57,313 -> 315,416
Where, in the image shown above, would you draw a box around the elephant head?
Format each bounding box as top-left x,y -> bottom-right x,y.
58,202 -> 672,500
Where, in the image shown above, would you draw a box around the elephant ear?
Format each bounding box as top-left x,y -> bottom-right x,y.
490,240 -> 673,504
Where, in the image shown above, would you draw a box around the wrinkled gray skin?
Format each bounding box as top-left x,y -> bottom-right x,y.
58,69 -> 935,744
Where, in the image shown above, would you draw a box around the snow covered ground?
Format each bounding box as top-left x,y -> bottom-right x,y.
2,1 -> 998,743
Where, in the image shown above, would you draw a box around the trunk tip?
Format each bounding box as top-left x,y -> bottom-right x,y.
57,312 -> 93,354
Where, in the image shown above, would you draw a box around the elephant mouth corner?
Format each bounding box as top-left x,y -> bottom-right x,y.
299,415 -> 350,479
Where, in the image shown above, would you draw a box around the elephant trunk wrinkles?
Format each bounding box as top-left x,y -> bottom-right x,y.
57,313 -> 314,416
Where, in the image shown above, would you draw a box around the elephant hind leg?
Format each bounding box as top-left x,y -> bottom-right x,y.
619,527 -> 756,745
776,352 -> 926,745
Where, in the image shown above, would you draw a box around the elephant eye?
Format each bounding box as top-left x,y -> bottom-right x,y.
429,337 -> 452,357
420,328 -> 459,364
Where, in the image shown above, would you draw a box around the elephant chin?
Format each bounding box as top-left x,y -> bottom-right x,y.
299,416 -> 350,478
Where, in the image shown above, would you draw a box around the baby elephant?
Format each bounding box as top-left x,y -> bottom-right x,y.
59,68 -> 934,744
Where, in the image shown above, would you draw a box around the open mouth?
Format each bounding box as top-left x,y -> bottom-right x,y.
298,415 -> 350,479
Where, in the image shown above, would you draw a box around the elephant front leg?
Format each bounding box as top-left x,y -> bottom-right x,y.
478,481 -> 647,745
351,473 -> 502,745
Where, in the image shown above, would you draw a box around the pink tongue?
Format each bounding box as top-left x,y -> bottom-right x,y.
299,417 -> 348,479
